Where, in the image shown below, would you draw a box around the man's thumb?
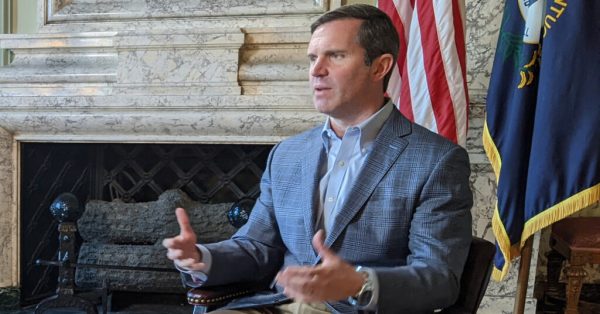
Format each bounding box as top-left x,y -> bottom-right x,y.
312,229 -> 335,261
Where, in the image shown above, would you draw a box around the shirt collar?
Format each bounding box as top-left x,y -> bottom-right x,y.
320,99 -> 394,152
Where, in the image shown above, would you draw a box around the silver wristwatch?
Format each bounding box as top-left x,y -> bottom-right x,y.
348,266 -> 374,308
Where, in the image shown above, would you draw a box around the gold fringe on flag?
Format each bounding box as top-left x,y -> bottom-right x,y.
491,205 -> 521,281
482,121 -> 501,180
483,119 -> 600,281
522,184 -> 600,249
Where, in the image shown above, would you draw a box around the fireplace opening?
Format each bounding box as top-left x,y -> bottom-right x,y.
20,142 -> 272,307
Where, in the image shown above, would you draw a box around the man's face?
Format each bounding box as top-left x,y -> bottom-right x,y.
307,19 -> 377,125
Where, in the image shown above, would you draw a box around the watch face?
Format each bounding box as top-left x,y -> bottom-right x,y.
358,290 -> 373,306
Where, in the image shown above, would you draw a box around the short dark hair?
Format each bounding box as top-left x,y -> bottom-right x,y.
311,4 -> 399,91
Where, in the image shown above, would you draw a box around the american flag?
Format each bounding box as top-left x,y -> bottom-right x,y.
378,0 -> 469,147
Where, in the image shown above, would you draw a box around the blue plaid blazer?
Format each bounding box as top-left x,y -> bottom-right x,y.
188,109 -> 473,313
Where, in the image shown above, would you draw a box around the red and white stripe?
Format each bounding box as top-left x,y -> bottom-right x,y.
379,0 -> 469,147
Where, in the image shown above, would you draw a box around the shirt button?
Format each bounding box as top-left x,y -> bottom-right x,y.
361,148 -> 367,154
327,197 -> 334,202
338,160 -> 345,167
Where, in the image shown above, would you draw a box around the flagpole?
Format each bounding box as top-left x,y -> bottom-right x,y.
513,236 -> 534,314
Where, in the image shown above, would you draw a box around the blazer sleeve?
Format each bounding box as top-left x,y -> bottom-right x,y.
198,143 -> 287,287
374,145 -> 473,313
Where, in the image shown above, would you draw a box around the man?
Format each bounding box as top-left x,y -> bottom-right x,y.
163,4 -> 472,313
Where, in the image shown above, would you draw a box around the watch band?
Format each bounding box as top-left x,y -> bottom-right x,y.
348,265 -> 374,308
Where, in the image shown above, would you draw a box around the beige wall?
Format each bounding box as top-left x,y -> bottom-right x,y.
0,0 -> 9,66
12,0 -> 37,34
344,0 -> 376,5
0,0 -> 37,66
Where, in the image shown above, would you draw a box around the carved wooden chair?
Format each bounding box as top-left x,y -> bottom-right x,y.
545,217 -> 600,314
186,236 -> 495,314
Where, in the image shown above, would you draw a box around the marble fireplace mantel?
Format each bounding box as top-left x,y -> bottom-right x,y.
0,27 -> 324,143
0,1 -> 539,312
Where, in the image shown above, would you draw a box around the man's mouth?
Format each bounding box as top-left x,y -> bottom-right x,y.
313,86 -> 331,93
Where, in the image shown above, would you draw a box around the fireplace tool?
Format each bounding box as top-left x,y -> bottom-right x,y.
33,192 -> 103,314
33,193 -> 177,314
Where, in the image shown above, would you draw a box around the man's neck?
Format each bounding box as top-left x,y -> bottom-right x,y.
329,99 -> 388,137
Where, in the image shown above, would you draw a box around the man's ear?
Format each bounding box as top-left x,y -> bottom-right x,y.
370,53 -> 395,82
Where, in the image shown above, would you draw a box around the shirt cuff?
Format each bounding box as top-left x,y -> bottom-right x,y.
174,244 -> 213,283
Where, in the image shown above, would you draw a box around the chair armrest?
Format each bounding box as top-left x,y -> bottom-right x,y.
187,282 -> 265,307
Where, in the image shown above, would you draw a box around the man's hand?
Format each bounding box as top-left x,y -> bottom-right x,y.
274,230 -> 365,302
162,207 -> 205,271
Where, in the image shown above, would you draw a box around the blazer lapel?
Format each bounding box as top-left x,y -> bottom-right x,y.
325,110 -> 412,247
300,129 -> 327,257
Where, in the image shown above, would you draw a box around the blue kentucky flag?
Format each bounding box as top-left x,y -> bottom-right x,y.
484,0 -> 600,280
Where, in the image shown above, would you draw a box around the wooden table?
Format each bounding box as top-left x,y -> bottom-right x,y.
547,217 -> 600,314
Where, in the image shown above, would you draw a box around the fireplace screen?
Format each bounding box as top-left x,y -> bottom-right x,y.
20,142 -> 272,305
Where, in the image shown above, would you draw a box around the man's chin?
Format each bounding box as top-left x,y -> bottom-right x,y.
314,106 -> 331,115
313,100 -> 332,114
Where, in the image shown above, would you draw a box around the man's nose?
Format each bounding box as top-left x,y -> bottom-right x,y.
310,58 -> 327,77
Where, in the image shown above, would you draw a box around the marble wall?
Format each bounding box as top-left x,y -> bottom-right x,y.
0,127 -> 15,288
1,0 -> 587,312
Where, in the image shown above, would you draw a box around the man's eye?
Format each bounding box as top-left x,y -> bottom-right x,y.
331,53 -> 344,60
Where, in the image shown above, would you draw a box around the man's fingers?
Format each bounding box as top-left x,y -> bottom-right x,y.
276,267 -> 314,291
162,235 -> 189,249
277,266 -> 315,281
166,246 -> 197,260
166,248 -> 184,260
162,237 -> 173,249
277,268 -> 320,302
166,244 -> 202,263
175,207 -> 196,238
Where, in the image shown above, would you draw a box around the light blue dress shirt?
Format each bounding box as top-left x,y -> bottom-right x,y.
318,101 -> 394,233
317,101 -> 393,310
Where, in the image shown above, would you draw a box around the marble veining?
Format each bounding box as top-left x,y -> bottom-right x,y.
239,27 -> 311,92
470,164 -> 496,241
119,48 -> 239,84
0,110 -> 322,140
0,53 -> 117,84
39,15 -> 323,34
465,0 -> 505,98
478,296 -> 537,314
0,127 -> 14,288
0,32 -> 116,49
115,30 -> 244,48
49,0 -> 327,21
239,47 -> 309,81
243,27 -> 311,45
241,81 -> 310,96
0,94 -> 315,110
466,104 -> 488,164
